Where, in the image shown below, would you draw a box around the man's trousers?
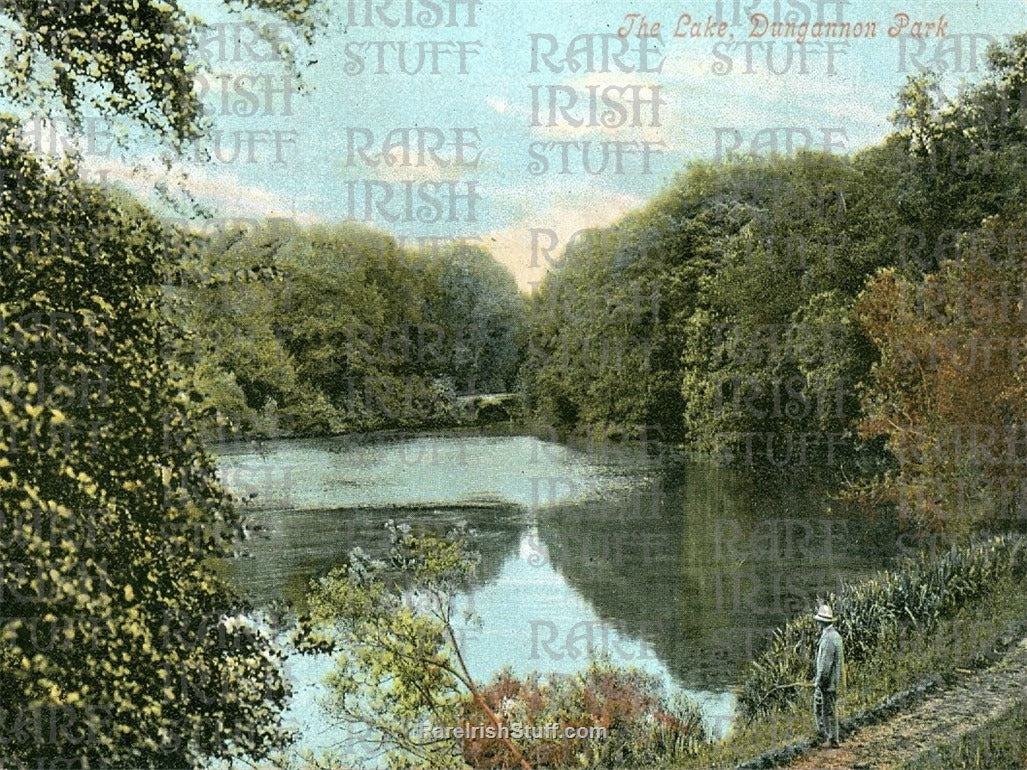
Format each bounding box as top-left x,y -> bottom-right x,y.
814,686 -> 839,742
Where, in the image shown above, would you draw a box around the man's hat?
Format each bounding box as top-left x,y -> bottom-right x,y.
814,604 -> 835,623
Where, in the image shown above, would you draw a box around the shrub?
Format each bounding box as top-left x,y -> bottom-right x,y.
464,657 -> 710,769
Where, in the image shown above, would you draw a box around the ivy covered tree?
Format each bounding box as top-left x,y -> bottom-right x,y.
0,123 -> 292,765
0,0 -> 323,765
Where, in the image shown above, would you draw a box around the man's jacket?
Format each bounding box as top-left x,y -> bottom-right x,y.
815,625 -> 844,691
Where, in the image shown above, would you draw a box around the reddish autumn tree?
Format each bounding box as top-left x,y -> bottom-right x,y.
856,213 -> 1027,534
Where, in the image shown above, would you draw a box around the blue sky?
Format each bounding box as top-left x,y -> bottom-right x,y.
74,0 -> 1027,288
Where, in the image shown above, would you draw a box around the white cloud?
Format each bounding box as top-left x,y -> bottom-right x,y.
486,96 -> 514,115
482,188 -> 646,292
83,155 -> 322,225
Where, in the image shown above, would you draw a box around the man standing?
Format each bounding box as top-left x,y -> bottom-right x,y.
813,603 -> 844,747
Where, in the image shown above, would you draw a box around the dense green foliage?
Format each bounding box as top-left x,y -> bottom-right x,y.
738,535 -> 1027,720
0,1 -> 325,766
520,149 -> 900,454
0,124 -> 290,765
174,224 -> 527,437
520,33 -> 1027,491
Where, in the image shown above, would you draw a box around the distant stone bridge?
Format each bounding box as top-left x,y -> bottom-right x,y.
454,393 -> 523,423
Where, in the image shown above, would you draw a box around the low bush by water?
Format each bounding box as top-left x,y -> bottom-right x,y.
465,657 -> 710,768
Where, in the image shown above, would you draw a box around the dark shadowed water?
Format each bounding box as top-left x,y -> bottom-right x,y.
214,430 -> 899,749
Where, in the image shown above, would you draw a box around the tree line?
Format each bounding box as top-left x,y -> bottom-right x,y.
166,32 -> 1027,539
172,223 -> 526,438
520,34 -> 1027,535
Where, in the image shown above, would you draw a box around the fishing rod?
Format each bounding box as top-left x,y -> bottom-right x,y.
746,681 -> 815,723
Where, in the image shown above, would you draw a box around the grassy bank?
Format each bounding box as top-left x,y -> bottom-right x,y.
674,536 -> 1027,769
900,697 -> 1027,769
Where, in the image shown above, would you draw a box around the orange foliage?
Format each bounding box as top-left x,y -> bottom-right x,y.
856,215 -> 1027,532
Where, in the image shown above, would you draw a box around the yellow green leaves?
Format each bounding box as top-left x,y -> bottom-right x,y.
0,0 -> 319,153
0,128 -> 291,763
298,523 -> 486,768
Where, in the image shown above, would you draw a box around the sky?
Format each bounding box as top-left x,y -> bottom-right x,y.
50,0 -> 1027,290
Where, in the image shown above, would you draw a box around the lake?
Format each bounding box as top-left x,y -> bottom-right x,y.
214,430 -> 899,753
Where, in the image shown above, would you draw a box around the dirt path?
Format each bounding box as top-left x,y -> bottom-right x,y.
778,638 -> 1027,770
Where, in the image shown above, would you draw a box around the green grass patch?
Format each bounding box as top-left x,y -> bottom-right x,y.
900,697 -> 1027,769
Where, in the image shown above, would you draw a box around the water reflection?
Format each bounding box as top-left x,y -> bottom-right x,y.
455,527 -> 736,737
539,466 -> 899,690
215,432 -> 897,742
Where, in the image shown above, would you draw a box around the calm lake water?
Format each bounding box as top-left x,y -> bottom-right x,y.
214,430 -> 899,752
